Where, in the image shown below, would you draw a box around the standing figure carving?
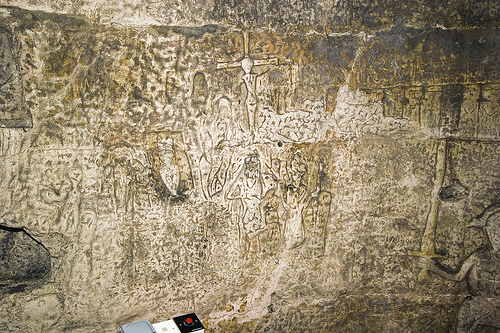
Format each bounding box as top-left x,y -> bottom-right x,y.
282,150 -> 308,249
0,26 -> 32,128
259,171 -> 286,257
303,160 -> 332,258
226,153 -> 264,254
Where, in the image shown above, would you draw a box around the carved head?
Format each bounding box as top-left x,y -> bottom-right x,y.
243,153 -> 260,179
241,57 -> 254,74
289,150 -> 307,180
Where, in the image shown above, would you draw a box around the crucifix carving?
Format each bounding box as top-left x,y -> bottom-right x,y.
216,31 -> 278,134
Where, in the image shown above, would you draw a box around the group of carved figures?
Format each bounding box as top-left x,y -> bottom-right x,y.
225,150 -> 332,258
1,23 -> 499,333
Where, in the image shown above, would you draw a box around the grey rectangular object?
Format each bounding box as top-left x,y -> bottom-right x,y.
121,319 -> 156,333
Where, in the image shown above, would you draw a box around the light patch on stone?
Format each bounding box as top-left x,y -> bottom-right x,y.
333,85 -> 409,138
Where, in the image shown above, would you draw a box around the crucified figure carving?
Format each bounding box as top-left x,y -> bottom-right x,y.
216,31 -> 278,135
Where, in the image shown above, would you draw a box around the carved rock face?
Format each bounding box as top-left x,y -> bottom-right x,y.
0,3 -> 498,333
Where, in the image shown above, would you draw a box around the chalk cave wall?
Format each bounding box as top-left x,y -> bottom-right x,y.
0,1 -> 499,332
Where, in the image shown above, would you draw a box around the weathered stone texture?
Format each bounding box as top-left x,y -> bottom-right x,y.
0,2 -> 499,333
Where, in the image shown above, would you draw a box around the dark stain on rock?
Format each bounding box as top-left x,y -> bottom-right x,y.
3,5 -> 88,31
0,225 -> 51,292
172,25 -> 218,38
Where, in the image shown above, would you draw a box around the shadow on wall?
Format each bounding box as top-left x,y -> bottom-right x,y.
0,223 -> 51,293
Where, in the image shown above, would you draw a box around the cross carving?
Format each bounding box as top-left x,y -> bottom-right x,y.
217,31 -> 279,134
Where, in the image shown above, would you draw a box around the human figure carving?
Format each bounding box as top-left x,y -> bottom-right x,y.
423,204 -> 500,333
216,31 -> 278,136
282,150 -> 308,249
303,160 -> 331,258
259,171 -> 286,257
227,153 -> 264,236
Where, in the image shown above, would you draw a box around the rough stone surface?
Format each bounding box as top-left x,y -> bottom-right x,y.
0,1 -> 499,332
